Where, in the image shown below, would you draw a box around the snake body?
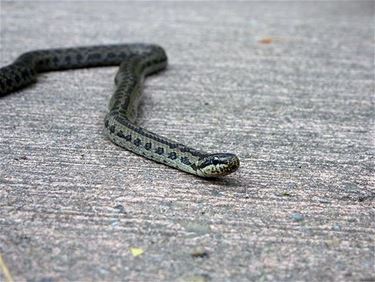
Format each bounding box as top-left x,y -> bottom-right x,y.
0,44 -> 240,177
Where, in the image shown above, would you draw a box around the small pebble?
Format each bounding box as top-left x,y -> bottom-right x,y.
111,219 -> 119,226
191,248 -> 209,258
114,204 -> 125,213
291,212 -> 304,222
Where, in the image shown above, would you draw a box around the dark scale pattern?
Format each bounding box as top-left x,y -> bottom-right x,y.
168,152 -> 177,160
107,52 -> 116,59
14,74 -> 21,83
180,156 -> 192,166
64,56 -> 71,64
87,53 -> 102,61
109,125 -> 116,133
21,69 -> 30,79
116,131 -> 125,138
133,138 -> 141,146
76,54 -> 83,61
155,147 -> 164,155
6,78 -> 12,87
144,143 -> 152,150
113,114 -> 205,158
52,57 -> 59,65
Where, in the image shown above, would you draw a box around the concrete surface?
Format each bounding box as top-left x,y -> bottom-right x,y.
0,1 -> 374,281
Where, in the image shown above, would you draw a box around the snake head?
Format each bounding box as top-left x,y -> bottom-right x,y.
195,153 -> 240,177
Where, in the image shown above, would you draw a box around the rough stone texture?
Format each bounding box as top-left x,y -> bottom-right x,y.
0,1 -> 374,281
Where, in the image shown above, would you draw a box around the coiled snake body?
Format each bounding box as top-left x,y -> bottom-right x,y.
0,44 -> 240,177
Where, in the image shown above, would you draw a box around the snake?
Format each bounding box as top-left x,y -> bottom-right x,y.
0,44 -> 240,177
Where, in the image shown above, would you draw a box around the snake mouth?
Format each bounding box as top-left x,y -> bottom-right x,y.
195,153 -> 240,177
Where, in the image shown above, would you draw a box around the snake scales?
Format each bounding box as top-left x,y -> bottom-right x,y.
0,44 -> 240,177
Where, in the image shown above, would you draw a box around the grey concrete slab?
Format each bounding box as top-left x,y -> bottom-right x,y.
0,1 -> 374,281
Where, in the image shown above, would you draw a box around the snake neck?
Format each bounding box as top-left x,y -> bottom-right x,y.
104,112 -> 207,176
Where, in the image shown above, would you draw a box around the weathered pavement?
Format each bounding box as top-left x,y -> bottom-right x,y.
0,1 -> 374,281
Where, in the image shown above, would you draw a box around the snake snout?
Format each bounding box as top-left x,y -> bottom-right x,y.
196,153 -> 240,177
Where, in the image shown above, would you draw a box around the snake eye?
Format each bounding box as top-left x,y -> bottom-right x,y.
211,157 -> 220,165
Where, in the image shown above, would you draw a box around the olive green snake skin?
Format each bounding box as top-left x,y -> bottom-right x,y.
0,44 -> 240,177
